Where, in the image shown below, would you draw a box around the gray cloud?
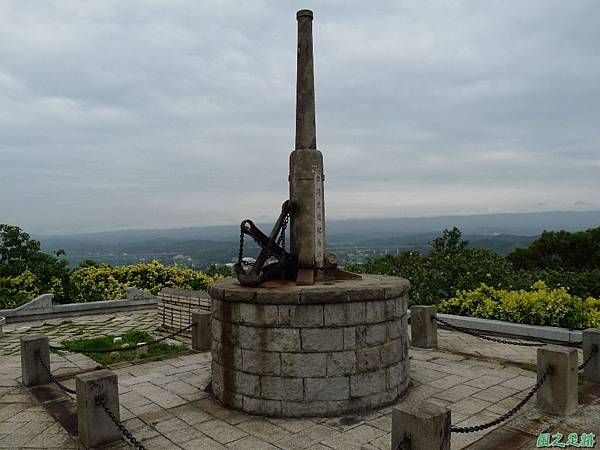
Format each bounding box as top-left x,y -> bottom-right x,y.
1,0 -> 599,234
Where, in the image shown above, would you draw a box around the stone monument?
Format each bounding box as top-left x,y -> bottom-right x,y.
208,9 -> 410,417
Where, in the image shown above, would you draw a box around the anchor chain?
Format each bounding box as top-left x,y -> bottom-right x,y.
450,365 -> 552,433
579,344 -> 598,371
434,316 -> 545,347
37,351 -> 76,395
96,394 -> 147,450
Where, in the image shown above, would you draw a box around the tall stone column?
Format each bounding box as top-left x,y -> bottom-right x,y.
290,9 -> 325,285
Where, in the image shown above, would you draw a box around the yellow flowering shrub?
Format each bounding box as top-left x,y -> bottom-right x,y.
0,270 -> 41,308
438,281 -> 600,330
70,261 -> 226,303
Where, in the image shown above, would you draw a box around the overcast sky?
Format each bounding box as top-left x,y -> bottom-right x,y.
1,1 -> 599,235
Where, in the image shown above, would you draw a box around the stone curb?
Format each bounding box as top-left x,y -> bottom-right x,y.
408,310 -> 582,345
0,294 -> 158,324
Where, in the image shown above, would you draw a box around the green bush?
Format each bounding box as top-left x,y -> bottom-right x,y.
70,260 -> 226,303
348,228 -> 522,305
438,281 -> 600,330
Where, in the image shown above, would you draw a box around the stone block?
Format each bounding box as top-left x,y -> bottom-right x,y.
260,376 -> 304,401
537,345 -> 578,416
356,347 -> 381,372
387,319 -> 401,340
582,328 -> 600,384
236,303 -> 279,326
20,335 -> 51,387
324,302 -> 366,326
192,311 -> 212,352
366,300 -> 387,323
278,304 -> 324,327
327,351 -> 356,376
232,370 -> 260,397
281,353 -> 326,377
392,401 -> 451,450
394,295 -> 409,317
351,369 -> 386,398
213,341 -> 243,369
301,328 -> 343,352
343,327 -> 356,350
384,280 -> 410,299
243,396 -> 282,416
263,328 -> 302,352
242,349 -> 281,375
305,377 -> 350,400
356,323 -> 387,348
255,289 -> 301,304
380,340 -> 402,367
411,306 -> 437,348
76,369 -> 121,449
211,318 -> 236,346
387,361 -> 409,389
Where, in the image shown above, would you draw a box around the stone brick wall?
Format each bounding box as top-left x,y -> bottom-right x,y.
208,275 -> 410,417
159,287 -> 211,333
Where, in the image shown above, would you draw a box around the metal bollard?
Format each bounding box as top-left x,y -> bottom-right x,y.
192,311 -> 212,352
392,400 -> 451,450
411,306 -> 438,348
582,328 -> 600,384
536,345 -> 578,416
76,369 -> 121,449
20,334 -> 52,387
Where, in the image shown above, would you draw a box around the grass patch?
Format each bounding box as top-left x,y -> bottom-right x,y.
61,330 -> 187,366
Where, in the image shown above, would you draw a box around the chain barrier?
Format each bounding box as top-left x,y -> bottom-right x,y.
433,316 -> 545,347
96,394 -> 147,450
36,351 -> 77,395
50,323 -> 195,354
394,433 -> 411,450
451,365 -> 552,433
578,344 -> 598,371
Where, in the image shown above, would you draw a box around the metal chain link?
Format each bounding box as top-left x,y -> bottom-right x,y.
50,323 -> 195,354
394,433 -> 411,450
36,351 -> 76,395
96,395 -> 147,450
278,212 -> 289,249
579,344 -> 598,371
237,210 -> 291,267
434,316 -> 545,347
450,365 -> 552,433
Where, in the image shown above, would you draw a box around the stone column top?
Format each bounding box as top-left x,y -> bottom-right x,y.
297,9 -> 313,19
209,274 -> 409,305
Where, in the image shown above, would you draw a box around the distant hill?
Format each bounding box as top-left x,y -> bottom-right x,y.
36,210 -> 600,243
35,210 -> 599,268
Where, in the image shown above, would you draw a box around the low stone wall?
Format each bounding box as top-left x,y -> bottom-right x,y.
208,275 -> 410,417
0,289 -> 157,324
158,287 -> 211,332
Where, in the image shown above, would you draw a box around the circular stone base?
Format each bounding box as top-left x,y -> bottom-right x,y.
208,274 -> 410,417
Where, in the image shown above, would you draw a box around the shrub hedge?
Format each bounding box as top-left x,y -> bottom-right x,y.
437,281 -> 600,330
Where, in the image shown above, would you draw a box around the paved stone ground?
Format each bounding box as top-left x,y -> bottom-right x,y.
0,310 -> 595,450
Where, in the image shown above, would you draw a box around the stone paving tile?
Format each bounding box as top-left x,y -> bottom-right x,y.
433,384 -> 482,403
4,309 -> 593,450
199,418 -> 248,444
238,418 -> 294,443
227,435 -> 281,450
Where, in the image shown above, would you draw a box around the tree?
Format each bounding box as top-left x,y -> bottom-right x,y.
0,224 -> 72,305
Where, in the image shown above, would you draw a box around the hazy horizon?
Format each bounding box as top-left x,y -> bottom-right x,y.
2,1 -> 599,235
31,209 -> 600,238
